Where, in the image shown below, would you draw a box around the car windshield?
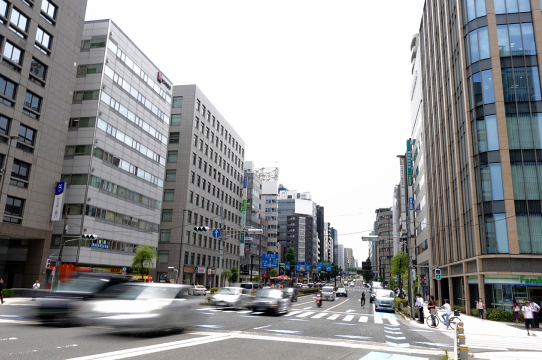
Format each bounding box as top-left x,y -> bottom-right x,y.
322,287 -> 333,293
216,288 -> 239,295
256,289 -> 282,298
99,284 -> 146,300
376,290 -> 395,298
240,284 -> 253,289
337,288 -> 345,292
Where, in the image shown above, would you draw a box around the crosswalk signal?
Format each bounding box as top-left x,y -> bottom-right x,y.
45,259 -> 51,268
82,234 -> 98,240
435,268 -> 441,280
194,226 -> 210,232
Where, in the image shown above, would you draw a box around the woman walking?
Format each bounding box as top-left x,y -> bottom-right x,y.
513,298 -> 520,324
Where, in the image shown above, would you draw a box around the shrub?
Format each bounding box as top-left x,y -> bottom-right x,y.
210,287 -> 218,294
299,288 -> 319,296
471,308 -> 479,317
454,305 -> 466,313
2,289 -> 13,297
395,298 -> 408,311
486,308 -> 513,322
206,296 -> 212,303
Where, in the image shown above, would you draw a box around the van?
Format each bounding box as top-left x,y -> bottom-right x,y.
370,283 -> 383,303
239,282 -> 260,293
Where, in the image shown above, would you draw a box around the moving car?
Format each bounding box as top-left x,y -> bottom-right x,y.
374,289 -> 395,312
247,289 -> 291,315
282,287 -> 298,302
211,287 -> 248,308
189,285 -> 208,296
321,286 -> 335,301
77,283 -> 196,334
349,282 -> 355,287
336,288 -> 348,297
239,282 -> 260,294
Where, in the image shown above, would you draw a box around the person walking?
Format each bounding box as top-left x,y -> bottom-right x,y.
530,299 -> 540,328
416,293 -> 424,324
441,299 -> 452,329
428,295 -> 437,326
32,280 -> 40,301
361,291 -> 366,307
476,298 -> 485,320
0,278 -> 5,304
512,298 -> 520,324
522,300 -> 537,336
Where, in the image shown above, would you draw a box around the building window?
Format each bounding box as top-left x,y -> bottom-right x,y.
468,69 -> 495,108
17,124 -> 35,153
502,67 -> 542,103
164,189 -> 174,201
4,196 -> 24,223
9,8 -> 28,38
160,230 -> 171,243
0,75 -> 17,106
483,213 -> 509,254
69,117 -> 96,128
497,23 -> 536,57
184,251 -> 189,264
23,91 -> 41,118
29,57 -> 47,86
10,159 -> 30,188
166,169 -> 176,181
172,96 -> 182,108
77,64 -> 103,75
171,114 -> 181,126
0,115 -> 10,142
167,151 -> 178,163
73,90 -> 99,101
465,26 -> 489,65
40,0 -> 57,24
473,115 -> 499,153
35,27 -> 52,55
2,41 -> 23,71
158,250 -> 169,264
190,253 -> 195,265
463,0 -> 486,22
0,1 -> 7,20
169,132 -> 179,144
495,0 -> 530,14
81,38 -> 106,49
162,209 -> 173,222
189,191 -> 194,203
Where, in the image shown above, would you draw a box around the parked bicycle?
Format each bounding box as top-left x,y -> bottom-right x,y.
426,310 -> 462,329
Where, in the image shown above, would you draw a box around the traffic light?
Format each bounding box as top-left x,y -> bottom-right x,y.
435,268 -> 441,280
82,234 -> 98,240
194,226 -> 210,232
45,259 -> 51,268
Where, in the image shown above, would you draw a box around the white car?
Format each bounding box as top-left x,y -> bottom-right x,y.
321,286 -> 335,301
189,285 -> 208,296
374,289 -> 395,312
211,287 -> 248,308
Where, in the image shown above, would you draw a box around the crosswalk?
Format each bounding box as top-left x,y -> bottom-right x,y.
443,331 -> 542,351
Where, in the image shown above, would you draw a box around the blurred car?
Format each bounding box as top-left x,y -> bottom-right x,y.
349,282 -> 355,287
247,288 -> 290,315
370,284 -> 383,303
211,287 -> 248,308
301,284 -> 309,289
374,289 -> 395,312
322,286 -> 335,301
282,287 -> 298,302
336,288 -> 347,297
239,282 -> 259,294
189,285 -> 208,296
77,283 -> 195,334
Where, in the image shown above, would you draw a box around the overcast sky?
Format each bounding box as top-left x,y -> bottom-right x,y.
86,0 -> 427,264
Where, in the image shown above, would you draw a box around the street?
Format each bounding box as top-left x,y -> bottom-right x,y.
0,286 -> 453,360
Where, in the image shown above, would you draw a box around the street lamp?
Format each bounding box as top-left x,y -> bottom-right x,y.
168,267 -> 178,284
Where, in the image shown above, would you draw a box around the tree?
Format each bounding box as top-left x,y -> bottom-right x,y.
269,268 -> 278,278
131,245 -> 157,276
253,275 -> 260,282
285,247 -> 296,277
362,258 -> 372,283
228,267 -> 239,283
391,251 -> 408,298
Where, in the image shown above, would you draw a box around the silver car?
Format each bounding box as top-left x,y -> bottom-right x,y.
322,286 -> 335,301
77,283 -> 196,334
247,289 -> 291,315
374,289 -> 395,312
211,287 -> 248,308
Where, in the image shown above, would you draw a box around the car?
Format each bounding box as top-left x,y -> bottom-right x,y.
321,286 -> 335,301
370,284 -> 383,303
374,289 -> 395,312
308,283 -> 314,288
189,285 -> 208,296
247,288 -> 291,315
349,282 -> 355,287
336,288 -> 348,297
301,284 -> 309,289
239,282 -> 260,293
282,287 -> 298,302
211,287 -> 248,308
77,283 -> 197,334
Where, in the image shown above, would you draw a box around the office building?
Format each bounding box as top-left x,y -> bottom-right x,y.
156,84 -> 245,287
337,243 -> 345,272
0,0 -> 87,288
51,19 -> 172,283
375,208 -> 392,282
316,205 -> 324,259
257,167 -> 279,257
331,226 -> 338,265
345,247 -> 354,269
418,0 -> 542,311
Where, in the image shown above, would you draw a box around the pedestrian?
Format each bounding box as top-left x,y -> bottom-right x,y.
0,278 -> 5,304
512,298 -> 520,324
441,299 -> 451,329
416,293 -> 424,324
32,280 -> 40,301
522,300 -> 537,336
476,298 -> 485,320
428,295 -> 437,326
530,299 -> 540,328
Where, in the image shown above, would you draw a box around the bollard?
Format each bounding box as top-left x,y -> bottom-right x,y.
454,327 -> 459,360
457,334 -> 466,345
457,322 -> 464,335
459,346 -> 469,359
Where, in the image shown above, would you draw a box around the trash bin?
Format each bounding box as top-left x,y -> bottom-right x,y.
454,309 -> 461,317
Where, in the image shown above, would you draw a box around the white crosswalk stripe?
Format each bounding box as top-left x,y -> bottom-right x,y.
327,314 -> 340,320
388,318 -> 399,326
342,315 -> 354,322
284,311 -> 303,317
359,316 -> 368,322
311,313 -> 327,319
296,312 -> 314,318
374,316 -> 383,324
236,310 -> 251,314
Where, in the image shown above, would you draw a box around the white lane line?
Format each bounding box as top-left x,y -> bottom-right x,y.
388,318 -> 399,326
327,314 -> 340,320
284,311 -> 303,317
207,309 -> 222,312
374,316 -> 383,324
358,316 -> 368,322
385,335 -> 407,340
311,313 -> 327,319
296,312 -> 315,318
253,325 -> 272,330
385,341 -> 410,348
236,310 -> 251,314
384,330 -> 403,335
342,315 -> 354,322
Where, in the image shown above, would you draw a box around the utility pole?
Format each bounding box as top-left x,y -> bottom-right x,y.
218,200 -> 225,287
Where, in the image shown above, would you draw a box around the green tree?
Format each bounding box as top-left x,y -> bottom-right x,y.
269,268 -> 278,278
229,267 -> 239,283
131,245 -> 157,276
221,269 -> 232,285
285,247 -> 296,277
363,258 -> 372,283
253,275 -> 260,282
391,251 -> 408,298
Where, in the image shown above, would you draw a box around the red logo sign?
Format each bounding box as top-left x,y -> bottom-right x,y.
157,72 -> 163,83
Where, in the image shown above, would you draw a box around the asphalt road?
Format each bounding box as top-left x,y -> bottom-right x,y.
0,286 -> 452,360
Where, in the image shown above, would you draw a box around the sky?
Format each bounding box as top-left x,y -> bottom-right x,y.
85,0 -> 427,264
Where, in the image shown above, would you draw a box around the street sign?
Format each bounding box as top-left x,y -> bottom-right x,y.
306,265 -> 311,271
212,229 -> 221,239
285,262 -> 290,270
243,176 -> 248,189
409,197 -> 414,210
407,139 -> 413,186
122,267 -> 126,271
262,254 -> 279,268
326,265 -> 331,271
121,271 -> 126,275
245,237 -> 253,241
209,277 -> 212,281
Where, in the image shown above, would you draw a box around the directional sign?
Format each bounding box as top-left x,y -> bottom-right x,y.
244,237 -> 253,242
285,262 -> 290,270
262,254 -> 279,268
295,264 -> 300,271
212,229 -> 221,239
122,267 -> 126,271
326,265 -> 331,271
306,265 -> 311,271
409,197 -> 414,211
317,262 -> 322,271
243,176 -> 248,189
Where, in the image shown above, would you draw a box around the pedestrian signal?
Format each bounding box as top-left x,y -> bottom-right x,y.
435,268 -> 441,280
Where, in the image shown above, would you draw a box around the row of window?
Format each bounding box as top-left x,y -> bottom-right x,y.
3,195 -> 23,223
97,117 -> 166,166
186,191 -> 240,225
51,234 -> 147,254
61,174 -> 162,210
0,74 -> 42,118
104,65 -> 169,124
193,118 -> 243,170
497,23 -> 536,57
179,250 -> 238,269
191,134 -> 243,186
507,113 -> 542,150
107,40 -> 172,104
462,0 -> 486,23
189,167 -> 241,202
100,91 -> 168,145
0,115 -> 36,153
190,151 -> 242,197
66,204 -> 159,232
0,33 -> 48,87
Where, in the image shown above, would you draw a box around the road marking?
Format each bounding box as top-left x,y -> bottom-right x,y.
346,309 -> 355,313
343,315 -> 354,322
333,323 -> 357,326
284,311 -> 303,317
327,314 -> 340,320
334,335 -> 373,340
191,325 -> 224,329
236,310 -> 251,314
208,309 -> 222,312
384,330 -> 403,334
385,335 -> 406,340
296,312 -> 314,318
253,325 -> 272,330
388,318 -> 399,326
312,313 -> 327,319
266,329 -> 302,334
413,342 -> 453,347
0,338 -> 18,341
325,298 -> 349,312
359,316 -> 368,322
285,318 -> 309,322
359,351 -> 428,360
374,316 -> 383,324
385,341 -> 410,348
408,329 -> 434,333
291,300 -> 316,307
303,307 -> 312,310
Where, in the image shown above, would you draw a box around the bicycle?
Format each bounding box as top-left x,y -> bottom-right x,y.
426,311 -> 462,329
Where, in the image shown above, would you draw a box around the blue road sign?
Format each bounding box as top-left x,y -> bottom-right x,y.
326,265 -> 332,271
409,197 -> 414,210
306,265 -> 311,271
317,266 -> 322,271
295,264 -> 300,271
122,267 -> 126,271
285,262 -> 290,270
212,229 -> 221,239
243,177 -> 248,189
262,254 -> 279,268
